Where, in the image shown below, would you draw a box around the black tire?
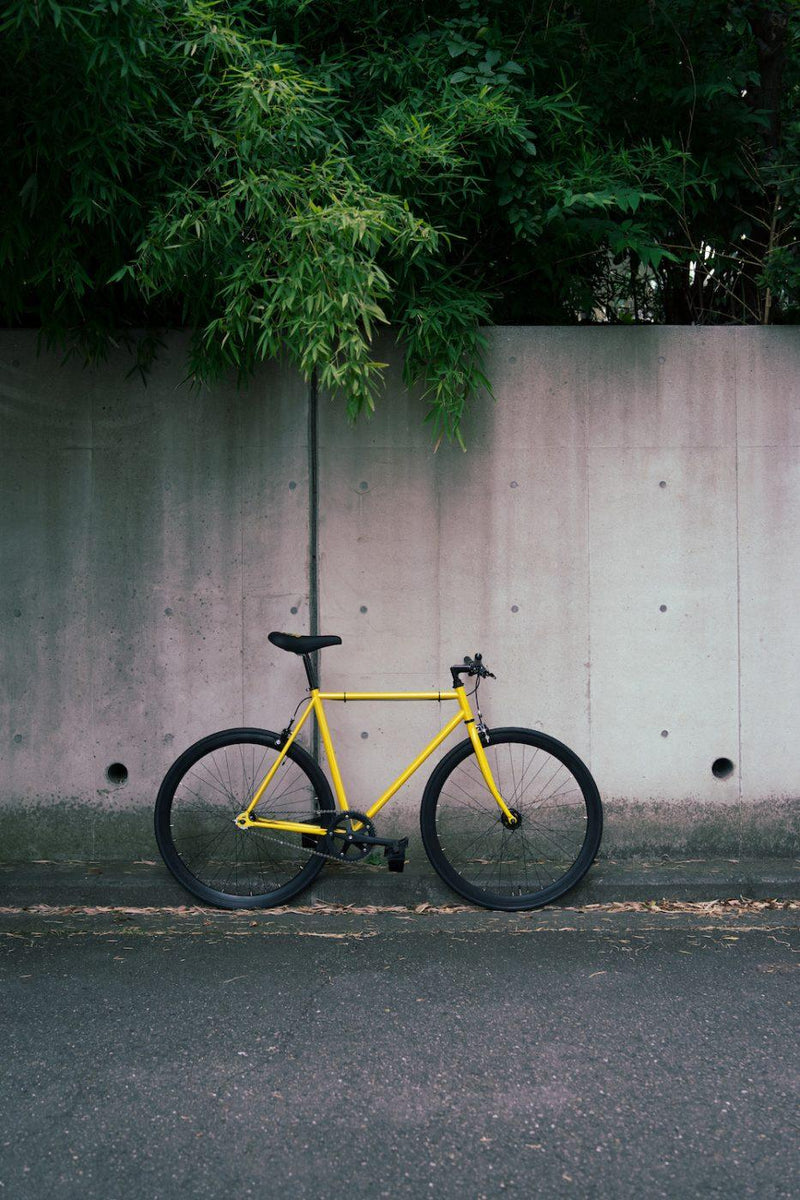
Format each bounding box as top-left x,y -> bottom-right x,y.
420,727 -> 602,911
154,728 -> 336,909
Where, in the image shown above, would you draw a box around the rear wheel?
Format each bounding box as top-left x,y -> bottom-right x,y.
154,728 -> 336,909
420,727 -> 602,911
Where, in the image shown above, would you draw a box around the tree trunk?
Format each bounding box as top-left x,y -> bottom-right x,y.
740,1 -> 791,321
660,261 -> 694,324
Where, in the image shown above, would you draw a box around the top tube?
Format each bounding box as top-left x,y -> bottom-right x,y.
316,691 -> 460,702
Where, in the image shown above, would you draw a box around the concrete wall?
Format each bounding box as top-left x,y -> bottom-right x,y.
1,328 -> 798,860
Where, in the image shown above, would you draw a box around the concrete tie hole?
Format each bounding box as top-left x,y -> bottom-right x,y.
711,757 -> 735,780
106,762 -> 129,787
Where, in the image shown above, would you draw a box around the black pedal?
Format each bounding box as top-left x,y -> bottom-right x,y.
384,838 -> 408,873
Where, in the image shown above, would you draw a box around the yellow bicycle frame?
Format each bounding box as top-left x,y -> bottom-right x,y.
234,685 -> 516,835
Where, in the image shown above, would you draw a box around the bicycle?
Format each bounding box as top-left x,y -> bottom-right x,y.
154,633 -> 603,911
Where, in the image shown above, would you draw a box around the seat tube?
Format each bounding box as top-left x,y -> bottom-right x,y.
312,691 -> 347,810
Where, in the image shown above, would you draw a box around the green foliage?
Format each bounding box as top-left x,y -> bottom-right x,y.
2,1 -> 799,439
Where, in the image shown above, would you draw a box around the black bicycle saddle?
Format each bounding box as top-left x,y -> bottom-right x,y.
268,632 -> 343,655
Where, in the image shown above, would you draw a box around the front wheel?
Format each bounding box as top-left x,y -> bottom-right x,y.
420,728 -> 602,911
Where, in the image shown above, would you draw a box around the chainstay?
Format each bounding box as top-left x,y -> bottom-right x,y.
243,812 -> 350,865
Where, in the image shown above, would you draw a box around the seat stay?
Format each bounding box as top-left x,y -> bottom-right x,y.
239,694 -> 317,822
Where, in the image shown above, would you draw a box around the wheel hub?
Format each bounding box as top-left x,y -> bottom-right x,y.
500,806 -> 522,830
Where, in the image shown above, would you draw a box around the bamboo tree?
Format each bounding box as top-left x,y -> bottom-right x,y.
2,1 -> 798,441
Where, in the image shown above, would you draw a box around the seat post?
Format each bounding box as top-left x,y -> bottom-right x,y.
302,653 -> 319,690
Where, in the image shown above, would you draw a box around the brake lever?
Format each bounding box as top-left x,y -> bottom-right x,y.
452,654 -> 494,684
472,652 -> 495,680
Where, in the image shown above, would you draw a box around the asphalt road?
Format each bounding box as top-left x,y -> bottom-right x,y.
1,904 -> 797,1199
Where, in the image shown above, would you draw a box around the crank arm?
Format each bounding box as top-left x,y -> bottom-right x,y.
329,831 -> 402,850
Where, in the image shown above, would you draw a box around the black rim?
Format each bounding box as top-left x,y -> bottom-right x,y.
159,738 -> 332,900
427,733 -> 599,906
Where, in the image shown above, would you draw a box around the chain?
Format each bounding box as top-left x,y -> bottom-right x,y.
242,812 -> 346,864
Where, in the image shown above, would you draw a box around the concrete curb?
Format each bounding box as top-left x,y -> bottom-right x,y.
1,857 -> 798,910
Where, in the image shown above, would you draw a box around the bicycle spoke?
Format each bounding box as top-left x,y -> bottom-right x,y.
160,738 -> 329,901
428,733 -> 597,904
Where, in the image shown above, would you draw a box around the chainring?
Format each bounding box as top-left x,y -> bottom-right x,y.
325,810 -> 377,861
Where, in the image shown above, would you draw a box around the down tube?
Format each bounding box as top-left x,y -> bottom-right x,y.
365,710 -> 466,821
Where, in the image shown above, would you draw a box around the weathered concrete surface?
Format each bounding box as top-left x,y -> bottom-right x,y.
1,327 -> 799,862
1,334 -> 310,857
318,328 -> 799,857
